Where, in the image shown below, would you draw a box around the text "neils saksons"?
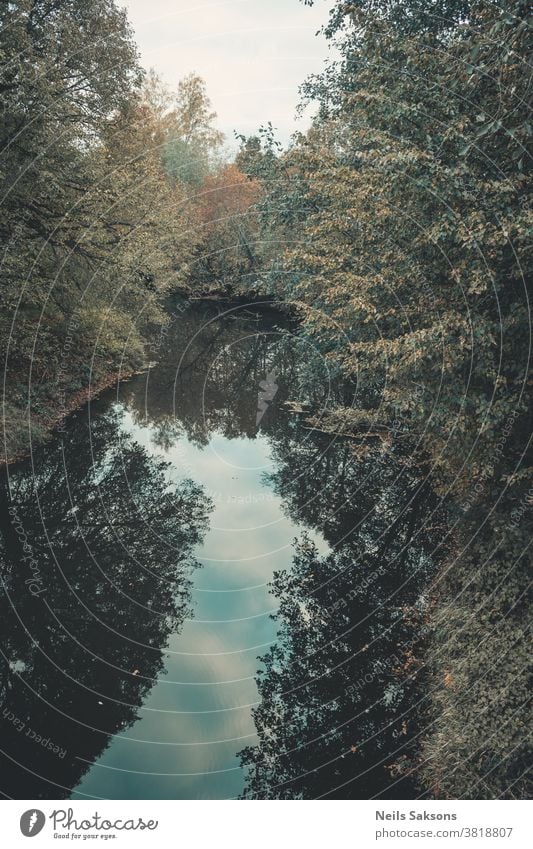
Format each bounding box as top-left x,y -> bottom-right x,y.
376,811 -> 457,821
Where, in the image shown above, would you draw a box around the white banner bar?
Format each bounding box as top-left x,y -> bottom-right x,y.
1,800 -> 530,848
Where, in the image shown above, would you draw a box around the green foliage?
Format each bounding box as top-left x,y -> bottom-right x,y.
0,1 -> 197,458
277,3 -> 530,487
161,74 -> 224,187
249,0 -> 531,799
333,1 -> 470,34
419,498 -> 531,799
163,136 -> 208,186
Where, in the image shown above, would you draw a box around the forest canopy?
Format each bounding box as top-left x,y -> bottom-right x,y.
0,0 -> 257,459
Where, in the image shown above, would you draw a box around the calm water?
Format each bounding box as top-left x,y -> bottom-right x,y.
0,301 -> 442,799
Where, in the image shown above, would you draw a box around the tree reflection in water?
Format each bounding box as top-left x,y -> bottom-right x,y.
0,301 -> 445,799
121,301 -> 338,448
240,433 -> 446,798
0,409 -> 211,798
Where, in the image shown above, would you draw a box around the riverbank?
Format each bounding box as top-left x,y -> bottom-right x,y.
1,292 -> 291,466
418,485 -> 531,800
2,365 -> 143,467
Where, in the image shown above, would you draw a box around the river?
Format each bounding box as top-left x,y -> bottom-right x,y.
0,300 -> 442,799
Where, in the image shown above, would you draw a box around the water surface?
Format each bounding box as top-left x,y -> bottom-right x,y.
0,300 -> 441,799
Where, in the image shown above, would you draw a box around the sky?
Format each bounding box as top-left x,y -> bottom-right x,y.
121,0 -> 333,147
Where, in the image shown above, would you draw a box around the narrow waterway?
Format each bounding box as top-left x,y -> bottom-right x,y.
0,300 -> 440,799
